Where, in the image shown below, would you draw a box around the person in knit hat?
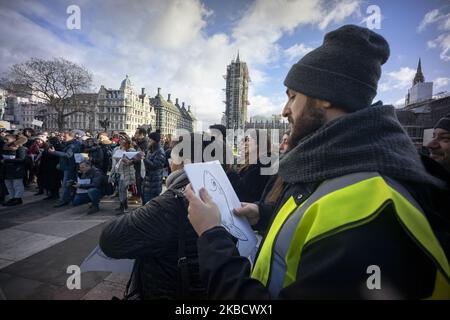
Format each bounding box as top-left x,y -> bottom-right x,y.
98,135 -> 113,174
1,134 -> 27,206
141,131 -> 165,205
185,25 -> 450,299
148,131 -> 161,144
426,114 -> 450,173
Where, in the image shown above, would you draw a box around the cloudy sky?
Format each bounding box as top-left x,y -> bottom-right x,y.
1,0 -> 449,129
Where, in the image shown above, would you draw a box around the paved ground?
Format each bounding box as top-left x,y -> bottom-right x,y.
0,187 -> 141,300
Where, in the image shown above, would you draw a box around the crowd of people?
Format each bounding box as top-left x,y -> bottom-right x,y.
0,124 -> 273,215
1,24 -> 449,299
0,127 -> 174,215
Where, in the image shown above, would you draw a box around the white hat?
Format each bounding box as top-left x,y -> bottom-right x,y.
36,135 -> 47,142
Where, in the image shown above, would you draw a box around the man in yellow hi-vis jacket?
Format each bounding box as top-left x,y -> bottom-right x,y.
185,25 -> 450,299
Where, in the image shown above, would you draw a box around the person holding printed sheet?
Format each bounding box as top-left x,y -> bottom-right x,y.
72,160 -> 105,215
110,134 -> 139,214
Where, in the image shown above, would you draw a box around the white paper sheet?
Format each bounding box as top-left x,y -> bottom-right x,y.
76,178 -> 91,194
80,245 -> 134,274
184,161 -> 258,262
32,119 -> 43,127
123,151 -> 139,159
112,150 -> 124,159
74,153 -> 88,163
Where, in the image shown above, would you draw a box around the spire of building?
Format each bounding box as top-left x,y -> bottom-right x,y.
413,58 -> 425,85
225,51 -> 249,131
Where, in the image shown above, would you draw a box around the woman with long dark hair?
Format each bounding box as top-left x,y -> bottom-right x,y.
234,130 -> 274,203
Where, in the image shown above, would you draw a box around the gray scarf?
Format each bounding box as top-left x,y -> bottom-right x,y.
279,104 -> 445,188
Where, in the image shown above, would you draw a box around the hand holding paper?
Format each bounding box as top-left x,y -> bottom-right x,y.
184,184 -> 221,236
234,202 -> 260,226
184,161 -> 258,261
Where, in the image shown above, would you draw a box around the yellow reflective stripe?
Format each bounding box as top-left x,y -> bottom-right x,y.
283,176 -> 450,289
251,196 -> 297,286
426,271 -> 450,300
283,176 -> 390,287
389,187 -> 450,281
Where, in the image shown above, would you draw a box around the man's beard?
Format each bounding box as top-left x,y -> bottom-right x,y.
441,152 -> 450,173
287,97 -> 326,150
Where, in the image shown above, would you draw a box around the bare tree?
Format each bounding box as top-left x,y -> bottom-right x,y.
1,57 -> 93,131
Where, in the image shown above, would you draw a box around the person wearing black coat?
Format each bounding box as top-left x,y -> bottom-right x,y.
100,133 -> 210,299
234,133 -> 274,203
184,25 -> 450,300
234,163 -> 272,203
1,134 -> 27,206
141,132 -> 165,205
38,138 -> 62,200
72,160 -> 105,214
84,138 -> 104,171
132,129 -> 150,202
0,135 -> 7,204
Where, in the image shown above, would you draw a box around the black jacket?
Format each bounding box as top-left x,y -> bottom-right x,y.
234,163 -> 273,203
196,176 -> 449,300
77,167 -> 105,190
99,172 -> 205,299
196,105 -> 450,300
99,143 -> 113,173
85,145 -> 104,171
233,164 -> 271,202
142,146 -> 165,200
2,146 -> 27,179
38,148 -> 62,192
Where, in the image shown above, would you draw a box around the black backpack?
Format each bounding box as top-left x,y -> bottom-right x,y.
120,190 -> 206,300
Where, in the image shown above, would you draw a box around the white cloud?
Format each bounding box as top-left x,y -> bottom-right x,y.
284,43 -> 315,62
0,7 -> 87,68
378,67 -> 416,92
231,0 -> 360,65
318,0 -> 361,30
428,33 -> 450,61
417,9 -> 441,32
146,0 -> 213,50
248,93 -> 286,118
0,0 -> 361,129
418,8 -> 450,61
434,77 -> 450,89
394,97 -> 406,107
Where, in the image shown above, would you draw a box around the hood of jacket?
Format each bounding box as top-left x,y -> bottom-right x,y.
279,102 -> 445,189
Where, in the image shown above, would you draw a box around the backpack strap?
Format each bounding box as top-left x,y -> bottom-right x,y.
121,259 -> 141,300
174,190 -> 191,299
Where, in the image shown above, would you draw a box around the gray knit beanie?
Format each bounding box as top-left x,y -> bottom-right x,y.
435,113 -> 450,132
284,24 -> 390,112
